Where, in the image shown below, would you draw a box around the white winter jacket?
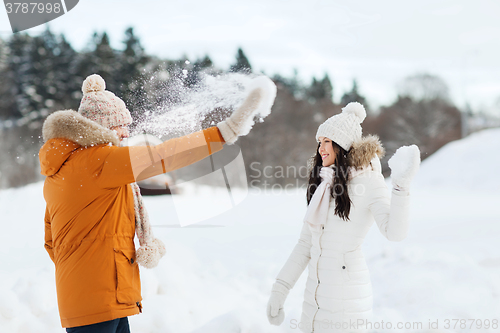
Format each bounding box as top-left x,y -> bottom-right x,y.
276,136 -> 410,333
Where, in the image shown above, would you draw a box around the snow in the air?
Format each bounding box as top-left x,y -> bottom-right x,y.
1,128 -> 500,332
132,73 -> 273,139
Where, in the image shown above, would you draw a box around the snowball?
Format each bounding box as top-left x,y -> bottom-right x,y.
82,74 -> 106,94
342,102 -> 366,123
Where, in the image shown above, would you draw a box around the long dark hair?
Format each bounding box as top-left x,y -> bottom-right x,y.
306,141 -> 352,221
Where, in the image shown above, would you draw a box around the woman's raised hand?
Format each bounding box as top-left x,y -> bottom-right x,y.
388,145 -> 421,190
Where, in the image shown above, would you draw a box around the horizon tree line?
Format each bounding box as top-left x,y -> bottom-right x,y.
0,27 -> 463,188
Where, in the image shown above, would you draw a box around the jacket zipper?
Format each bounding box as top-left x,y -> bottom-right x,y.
311,225 -> 325,332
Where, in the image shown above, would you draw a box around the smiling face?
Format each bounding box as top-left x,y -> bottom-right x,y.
318,136 -> 337,167
110,125 -> 130,141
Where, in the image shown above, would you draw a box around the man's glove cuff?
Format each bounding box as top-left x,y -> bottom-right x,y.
216,120 -> 237,144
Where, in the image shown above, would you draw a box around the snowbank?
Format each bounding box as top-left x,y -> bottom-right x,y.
1,129 -> 500,332
413,127 -> 500,192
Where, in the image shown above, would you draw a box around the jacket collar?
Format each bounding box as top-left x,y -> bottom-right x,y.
348,134 -> 385,170
42,110 -> 120,147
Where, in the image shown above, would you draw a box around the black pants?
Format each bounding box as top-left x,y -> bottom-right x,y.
66,317 -> 130,333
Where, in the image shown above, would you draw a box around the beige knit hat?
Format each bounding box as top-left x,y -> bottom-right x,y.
316,102 -> 366,151
78,74 -> 133,129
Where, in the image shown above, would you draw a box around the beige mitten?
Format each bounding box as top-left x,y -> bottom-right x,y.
217,76 -> 276,144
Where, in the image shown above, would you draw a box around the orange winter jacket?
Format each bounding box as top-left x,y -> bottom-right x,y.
39,110 -> 225,328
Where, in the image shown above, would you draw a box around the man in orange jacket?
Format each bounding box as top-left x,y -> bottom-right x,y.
40,74 -> 276,332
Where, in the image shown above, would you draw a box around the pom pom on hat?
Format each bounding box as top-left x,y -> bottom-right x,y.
82,74 -> 106,94
342,102 -> 366,123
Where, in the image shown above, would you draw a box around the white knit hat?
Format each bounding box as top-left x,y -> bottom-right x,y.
78,74 -> 133,129
315,102 -> 367,151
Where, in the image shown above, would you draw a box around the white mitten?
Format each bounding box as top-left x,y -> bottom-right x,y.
388,145 -> 421,190
217,76 -> 277,144
267,279 -> 290,326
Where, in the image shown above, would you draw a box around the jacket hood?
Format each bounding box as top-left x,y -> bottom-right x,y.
39,110 -> 120,176
347,134 -> 385,170
42,110 -> 120,146
39,139 -> 81,176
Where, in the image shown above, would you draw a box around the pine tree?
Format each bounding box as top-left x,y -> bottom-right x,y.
74,33 -> 99,87
321,73 -> 333,101
0,31 -> 57,188
272,68 -> 305,99
8,28 -> 80,127
119,28 -> 148,84
1,33 -> 33,119
0,36 -> 9,118
229,47 -> 252,73
76,32 -> 119,93
340,79 -> 368,109
0,37 -> 6,72
306,73 -> 332,102
0,29 -> 79,121
183,54 -> 219,88
194,55 -> 213,70
94,32 -> 118,91
26,28 -> 62,123
54,34 -> 80,109
117,27 -> 149,113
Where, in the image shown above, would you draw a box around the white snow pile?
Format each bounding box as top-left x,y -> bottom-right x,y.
1,128 -> 500,332
132,73 -> 274,139
413,127 -> 500,192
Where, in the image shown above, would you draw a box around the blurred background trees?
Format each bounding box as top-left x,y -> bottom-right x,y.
362,74 -> 463,175
0,27 -> 498,188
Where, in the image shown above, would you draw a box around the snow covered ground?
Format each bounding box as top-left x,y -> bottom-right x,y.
1,128 -> 500,333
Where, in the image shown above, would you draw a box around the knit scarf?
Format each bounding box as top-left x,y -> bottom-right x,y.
130,182 -> 166,268
303,166 -> 335,229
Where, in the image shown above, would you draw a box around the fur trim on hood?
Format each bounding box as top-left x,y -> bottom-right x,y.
348,135 -> 385,170
42,110 -> 120,147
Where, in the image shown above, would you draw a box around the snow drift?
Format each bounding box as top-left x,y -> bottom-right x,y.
413,127 -> 500,192
1,129 -> 499,332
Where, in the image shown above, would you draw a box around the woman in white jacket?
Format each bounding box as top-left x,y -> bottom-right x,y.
267,102 -> 420,333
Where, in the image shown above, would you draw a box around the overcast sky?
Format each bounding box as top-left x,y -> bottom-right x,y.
1,0 -> 499,113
